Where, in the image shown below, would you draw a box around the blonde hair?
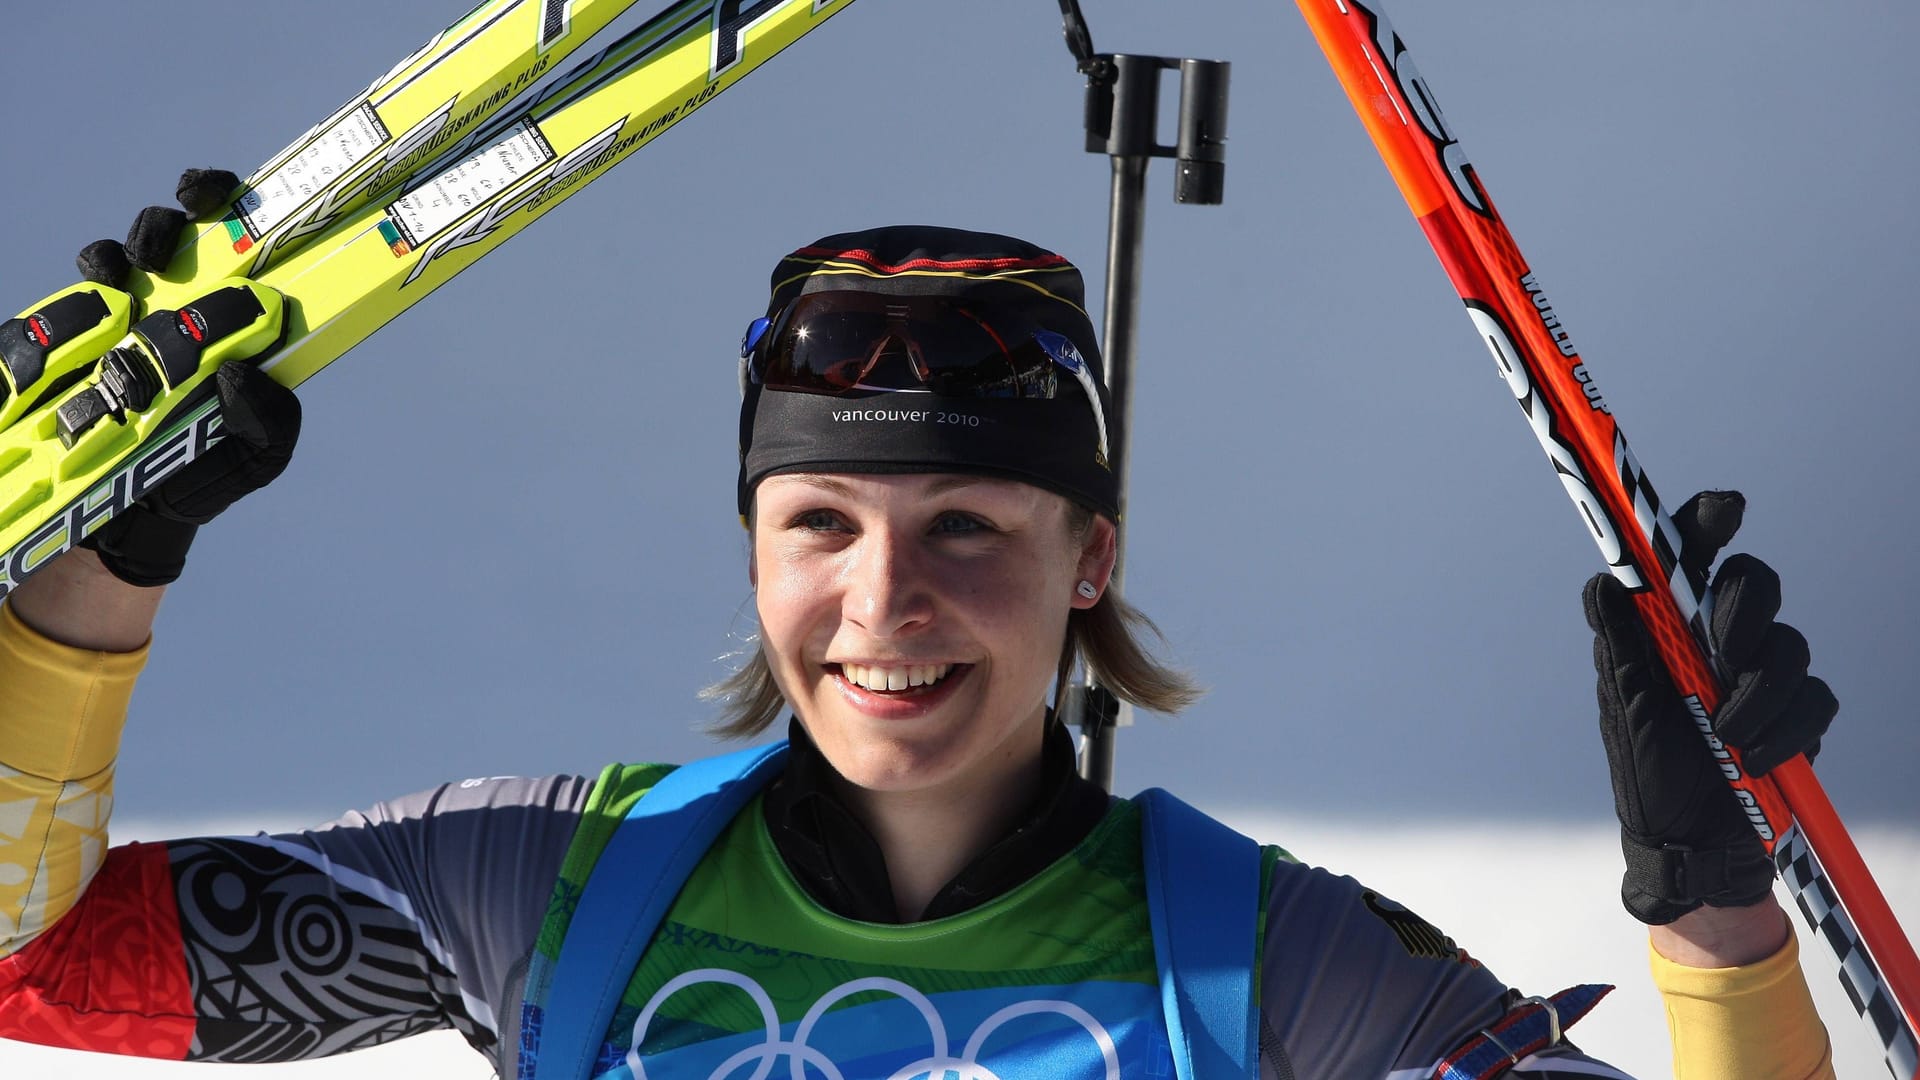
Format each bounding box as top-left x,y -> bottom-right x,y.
701,503 -> 1200,737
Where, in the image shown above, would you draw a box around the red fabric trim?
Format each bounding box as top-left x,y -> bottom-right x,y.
788,246 -> 1071,274
0,842 -> 195,1059
1432,985 -> 1613,1079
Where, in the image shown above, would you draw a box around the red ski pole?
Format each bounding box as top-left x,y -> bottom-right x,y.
1295,2 -> 1919,1075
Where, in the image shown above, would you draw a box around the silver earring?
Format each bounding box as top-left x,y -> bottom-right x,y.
1076,580 -> 1098,600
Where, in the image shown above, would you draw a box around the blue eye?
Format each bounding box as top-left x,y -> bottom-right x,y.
932,512 -> 988,535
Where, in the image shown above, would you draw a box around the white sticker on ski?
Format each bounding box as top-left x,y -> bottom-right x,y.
235,103 -> 391,238
385,119 -> 556,246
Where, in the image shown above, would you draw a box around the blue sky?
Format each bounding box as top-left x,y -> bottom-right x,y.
5,0 -> 1913,824
4,2 -> 1918,1076
5,1 -> 1915,819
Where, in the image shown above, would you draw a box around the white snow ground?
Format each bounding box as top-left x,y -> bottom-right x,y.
1,816 -> 1913,1078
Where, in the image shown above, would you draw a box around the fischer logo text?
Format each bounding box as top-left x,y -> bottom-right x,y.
0,406 -> 224,599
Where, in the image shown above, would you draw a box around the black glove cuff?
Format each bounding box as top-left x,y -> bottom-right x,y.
77,505 -> 199,588
1619,832 -> 1776,925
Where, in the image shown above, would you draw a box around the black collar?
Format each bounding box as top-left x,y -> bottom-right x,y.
760,716 -> 1111,923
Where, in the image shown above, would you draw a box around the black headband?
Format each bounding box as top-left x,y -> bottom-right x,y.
737,225 -> 1119,519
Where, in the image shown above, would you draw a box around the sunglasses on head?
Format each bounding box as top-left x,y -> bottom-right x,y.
739,290 -> 1110,462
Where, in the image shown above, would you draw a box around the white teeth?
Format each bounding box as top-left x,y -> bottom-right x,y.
841,662 -> 954,692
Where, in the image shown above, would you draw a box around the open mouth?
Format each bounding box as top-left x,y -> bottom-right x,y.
832,661 -> 962,695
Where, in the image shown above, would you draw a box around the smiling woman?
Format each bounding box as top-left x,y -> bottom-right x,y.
750,472 -> 1113,918
707,475 -> 1198,733
0,224 -> 1836,1079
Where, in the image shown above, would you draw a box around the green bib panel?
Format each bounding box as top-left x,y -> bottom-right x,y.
521,762 -> 1278,1079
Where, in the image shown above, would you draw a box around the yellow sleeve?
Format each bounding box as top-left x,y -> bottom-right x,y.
0,601 -> 147,956
1652,927 -> 1835,1080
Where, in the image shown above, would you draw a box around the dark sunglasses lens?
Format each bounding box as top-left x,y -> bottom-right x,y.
757,294 -> 1066,398
913,309 -> 1057,399
927,334 -> 1058,398
761,307 -> 891,392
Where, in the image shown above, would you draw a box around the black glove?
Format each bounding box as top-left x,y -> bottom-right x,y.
1584,490 -> 1837,925
73,169 -> 298,587
79,361 -> 299,586
75,168 -> 239,287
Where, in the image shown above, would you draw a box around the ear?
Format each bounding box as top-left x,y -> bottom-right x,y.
1071,514 -> 1118,609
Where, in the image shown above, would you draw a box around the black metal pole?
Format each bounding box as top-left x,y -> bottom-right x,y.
1078,151 -> 1148,792
1103,155 -> 1149,544
1059,41 -> 1229,791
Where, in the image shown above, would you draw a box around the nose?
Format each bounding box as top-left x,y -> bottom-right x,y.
843,525 -> 934,638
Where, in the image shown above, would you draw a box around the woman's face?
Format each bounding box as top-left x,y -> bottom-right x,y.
752,472 -> 1113,797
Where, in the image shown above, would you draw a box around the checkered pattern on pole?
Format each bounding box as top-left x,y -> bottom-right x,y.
1774,825 -> 1918,1078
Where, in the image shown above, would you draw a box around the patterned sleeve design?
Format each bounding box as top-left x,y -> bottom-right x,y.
0,774 -> 592,1070
166,836 -> 469,1061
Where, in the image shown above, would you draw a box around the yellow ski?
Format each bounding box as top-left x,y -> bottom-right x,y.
0,0 -> 657,464
0,0 -> 858,598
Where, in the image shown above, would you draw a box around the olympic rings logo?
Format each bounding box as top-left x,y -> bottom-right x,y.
626,969 -> 1122,1080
